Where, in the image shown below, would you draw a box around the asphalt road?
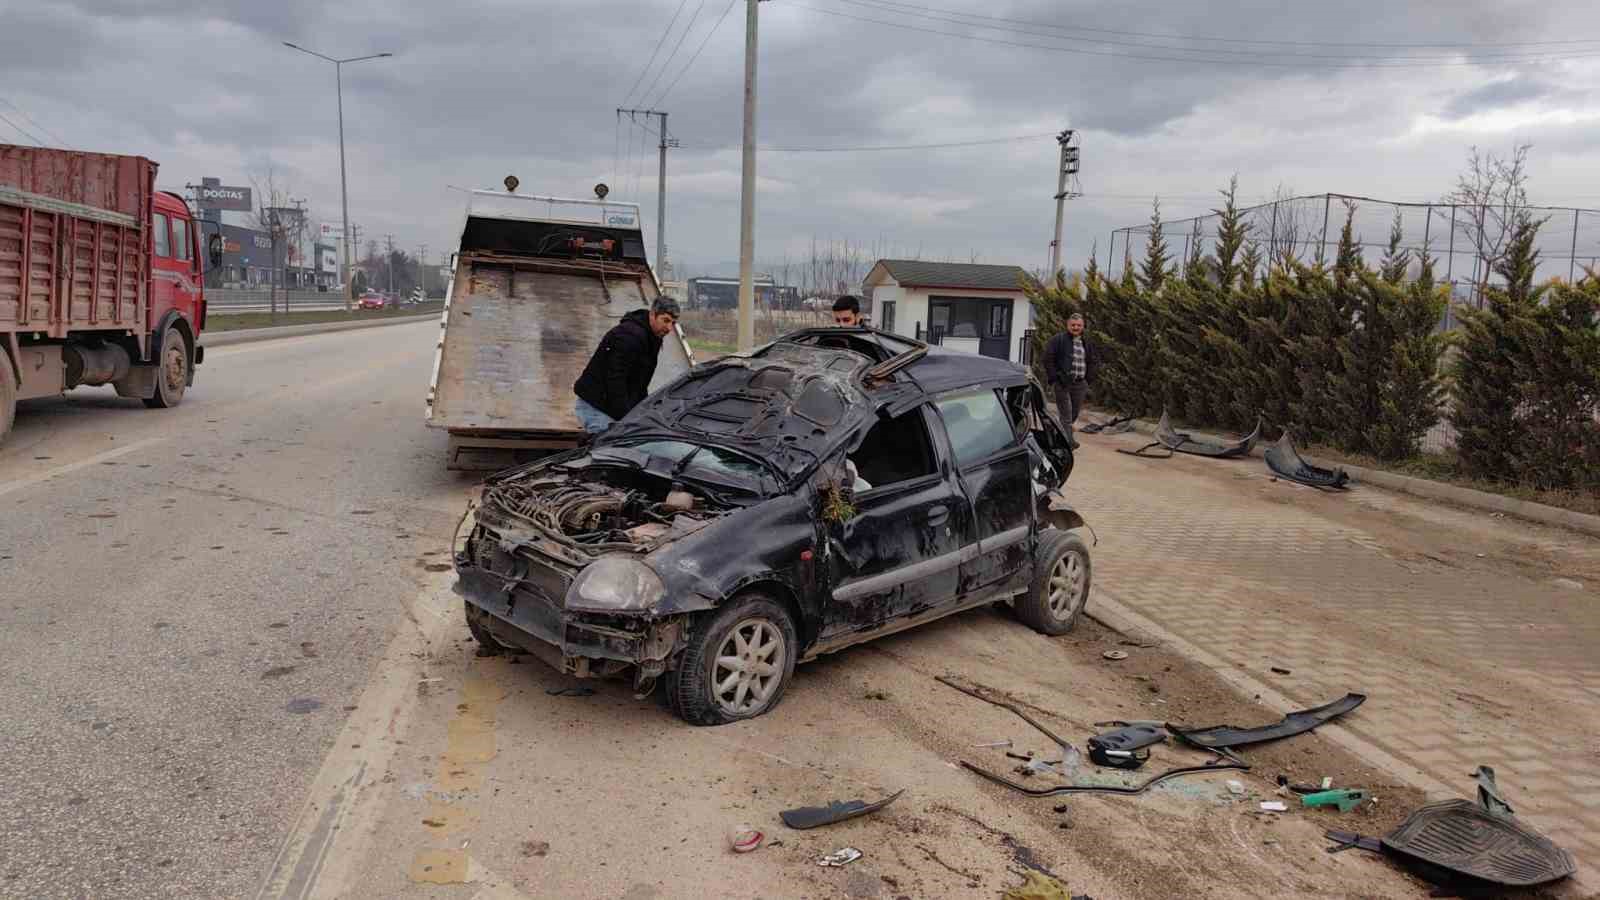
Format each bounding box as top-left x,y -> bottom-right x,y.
0,321 -> 471,899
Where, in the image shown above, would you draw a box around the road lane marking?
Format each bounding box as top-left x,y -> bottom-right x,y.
254,568 -> 459,900
0,437 -> 167,499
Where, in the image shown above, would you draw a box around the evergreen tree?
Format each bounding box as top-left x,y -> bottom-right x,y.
1379,212 -> 1410,284
1450,213 -> 1546,481
1368,248 -> 1447,460
1212,177 -> 1249,292
1139,200 -> 1172,293
1509,273 -> 1600,489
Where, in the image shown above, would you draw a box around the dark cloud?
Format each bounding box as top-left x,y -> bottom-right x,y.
4,0 -> 1598,277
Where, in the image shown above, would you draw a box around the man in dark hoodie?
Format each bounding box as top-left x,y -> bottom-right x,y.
573,298 -> 681,433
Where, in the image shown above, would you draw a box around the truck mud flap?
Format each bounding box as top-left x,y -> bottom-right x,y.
1380,799 -> 1576,888
1169,692 -> 1365,749
1264,432 -> 1350,489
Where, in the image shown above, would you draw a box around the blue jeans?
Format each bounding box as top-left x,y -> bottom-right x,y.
574,397 -> 615,434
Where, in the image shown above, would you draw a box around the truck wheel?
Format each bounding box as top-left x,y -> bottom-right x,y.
463,601 -> 511,656
667,594 -> 797,726
0,360 -> 16,444
143,327 -> 189,409
1016,530 -> 1092,636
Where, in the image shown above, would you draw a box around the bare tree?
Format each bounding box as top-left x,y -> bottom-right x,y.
1256,183 -> 1318,268
1442,144 -> 1537,304
250,168 -> 302,321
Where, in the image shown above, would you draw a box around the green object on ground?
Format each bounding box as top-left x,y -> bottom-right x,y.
1302,789 -> 1370,812
1003,870 -> 1072,900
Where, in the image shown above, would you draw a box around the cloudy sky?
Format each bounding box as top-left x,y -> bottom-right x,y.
4,0 -> 1599,278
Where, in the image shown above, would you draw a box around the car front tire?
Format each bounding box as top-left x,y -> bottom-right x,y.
668,593 -> 797,726
1016,530 -> 1091,635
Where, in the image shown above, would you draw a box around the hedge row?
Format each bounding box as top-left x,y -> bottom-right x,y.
1029,186 -> 1600,492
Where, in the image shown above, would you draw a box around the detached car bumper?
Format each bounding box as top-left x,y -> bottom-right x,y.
455,556 -> 686,679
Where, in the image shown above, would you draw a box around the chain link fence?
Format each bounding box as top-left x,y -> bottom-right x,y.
1108,194 -> 1600,325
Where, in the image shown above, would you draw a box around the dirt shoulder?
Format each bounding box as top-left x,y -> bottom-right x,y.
332,594 -> 1437,899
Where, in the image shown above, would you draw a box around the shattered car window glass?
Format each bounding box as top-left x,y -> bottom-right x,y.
849,407 -> 937,488
936,390 -> 1017,466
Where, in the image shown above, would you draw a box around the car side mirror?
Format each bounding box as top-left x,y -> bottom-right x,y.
207,234 -> 223,267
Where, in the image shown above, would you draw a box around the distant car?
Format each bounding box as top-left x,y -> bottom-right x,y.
358,292 -> 387,310
456,328 -> 1088,725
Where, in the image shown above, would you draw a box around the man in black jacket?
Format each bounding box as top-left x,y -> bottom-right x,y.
573,298 -> 680,433
1043,313 -> 1097,448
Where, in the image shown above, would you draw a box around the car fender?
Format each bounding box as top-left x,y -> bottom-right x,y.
1038,489 -> 1086,532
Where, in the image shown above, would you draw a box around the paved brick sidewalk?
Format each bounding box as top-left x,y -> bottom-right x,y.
1072,435 -> 1600,885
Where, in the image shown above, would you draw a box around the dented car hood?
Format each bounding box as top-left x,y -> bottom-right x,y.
600,342 -> 907,485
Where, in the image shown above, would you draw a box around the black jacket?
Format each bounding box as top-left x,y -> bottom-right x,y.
574,309 -> 662,420
1043,331 -> 1099,385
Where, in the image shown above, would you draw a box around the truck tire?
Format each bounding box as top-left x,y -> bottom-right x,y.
1015,530 -> 1091,636
667,593 -> 797,726
144,327 -> 189,409
0,358 -> 16,444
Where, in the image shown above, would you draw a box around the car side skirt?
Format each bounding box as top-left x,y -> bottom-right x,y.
801,587 -> 1024,662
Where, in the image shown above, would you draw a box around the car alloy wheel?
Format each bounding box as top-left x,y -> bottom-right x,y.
712,618 -> 786,717
1047,552 -> 1086,621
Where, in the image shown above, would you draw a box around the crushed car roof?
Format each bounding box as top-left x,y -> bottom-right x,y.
599,329 -> 1036,484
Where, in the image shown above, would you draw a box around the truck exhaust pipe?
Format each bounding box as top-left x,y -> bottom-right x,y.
64,343 -> 132,388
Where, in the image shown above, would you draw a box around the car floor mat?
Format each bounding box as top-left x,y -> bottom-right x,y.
1381,799 -> 1576,888
779,789 -> 904,829
1264,432 -> 1351,489
1155,411 -> 1264,459
1168,692 -> 1366,749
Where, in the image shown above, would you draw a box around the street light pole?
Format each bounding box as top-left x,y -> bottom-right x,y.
282,42 -> 393,312
736,0 -> 760,351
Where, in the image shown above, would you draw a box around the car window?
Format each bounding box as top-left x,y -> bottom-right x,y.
848,406 -> 937,490
172,217 -> 191,261
153,213 -> 170,258
936,390 -> 1017,466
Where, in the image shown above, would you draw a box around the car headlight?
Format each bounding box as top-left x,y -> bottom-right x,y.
567,555 -> 667,613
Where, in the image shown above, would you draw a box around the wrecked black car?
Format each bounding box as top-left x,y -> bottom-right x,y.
455,328 -> 1090,724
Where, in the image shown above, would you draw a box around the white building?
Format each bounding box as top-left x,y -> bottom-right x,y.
863,260 -> 1033,363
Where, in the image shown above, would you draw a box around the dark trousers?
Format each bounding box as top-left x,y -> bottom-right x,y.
1053,380 -> 1087,443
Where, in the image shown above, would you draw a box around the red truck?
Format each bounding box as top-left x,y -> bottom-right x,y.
0,144 -> 214,443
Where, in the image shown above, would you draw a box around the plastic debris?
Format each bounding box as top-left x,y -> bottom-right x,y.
1102,650 -> 1129,661
974,740 -> 1013,749
1321,776 -> 1333,790
1002,870 -> 1075,899
1302,789 -> 1370,812
729,824 -> 764,853
1226,780 -> 1246,796
1260,801 -> 1288,812
780,790 -> 903,830
817,847 -> 863,867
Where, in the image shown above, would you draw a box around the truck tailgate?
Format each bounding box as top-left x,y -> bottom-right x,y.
427,258 -> 690,433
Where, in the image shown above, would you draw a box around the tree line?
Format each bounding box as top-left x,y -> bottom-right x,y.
1029,179 -> 1600,493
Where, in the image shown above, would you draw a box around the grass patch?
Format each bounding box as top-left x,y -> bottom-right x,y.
205,303 -> 442,333
1306,444 -> 1600,518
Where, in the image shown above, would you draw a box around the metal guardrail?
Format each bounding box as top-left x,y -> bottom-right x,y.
206,289 -> 350,314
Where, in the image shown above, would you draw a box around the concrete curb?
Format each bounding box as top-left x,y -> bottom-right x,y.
1101,412 -> 1600,539
200,313 -> 438,348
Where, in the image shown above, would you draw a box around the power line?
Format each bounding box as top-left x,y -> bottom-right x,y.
639,0 -> 709,108
828,0 -> 1600,52
0,96 -> 66,146
762,132 -> 1056,152
651,0 -> 741,106
827,0 -> 1597,62
619,0 -> 691,108
0,111 -> 44,146
791,3 -> 1600,68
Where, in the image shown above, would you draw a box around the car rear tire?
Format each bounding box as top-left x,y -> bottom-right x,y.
667,594 -> 797,726
143,327 -> 189,409
463,601 -> 511,656
0,360 -> 16,445
1016,530 -> 1091,635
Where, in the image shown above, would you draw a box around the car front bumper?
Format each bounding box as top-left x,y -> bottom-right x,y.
455,554 -> 687,681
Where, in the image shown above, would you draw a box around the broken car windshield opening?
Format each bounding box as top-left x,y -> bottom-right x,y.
591,439 -> 778,493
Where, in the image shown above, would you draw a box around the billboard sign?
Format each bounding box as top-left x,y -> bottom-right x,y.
197,184 -> 253,211
319,222 -> 345,240
320,246 -> 338,273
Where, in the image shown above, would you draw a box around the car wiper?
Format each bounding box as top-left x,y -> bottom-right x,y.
670,446 -> 703,478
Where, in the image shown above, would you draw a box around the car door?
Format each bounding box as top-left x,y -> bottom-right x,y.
933,387 -> 1035,597
821,404 -> 975,637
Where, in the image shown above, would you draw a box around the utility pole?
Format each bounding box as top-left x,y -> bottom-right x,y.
417,243 -> 427,300
736,0 -> 760,350
384,233 -> 396,297
1047,129 -> 1080,280
617,108 -> 678,279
